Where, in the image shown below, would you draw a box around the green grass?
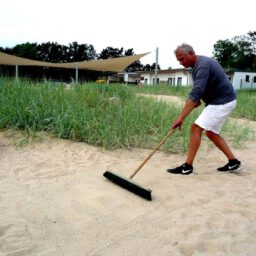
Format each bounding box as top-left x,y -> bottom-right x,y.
0,79 -> 254,152
133,85 -> 256,121
232,90 -> 256,120
133,84 -> 190,98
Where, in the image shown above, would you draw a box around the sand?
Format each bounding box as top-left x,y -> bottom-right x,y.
0,96 -> 256,255
136,93 -> 185,106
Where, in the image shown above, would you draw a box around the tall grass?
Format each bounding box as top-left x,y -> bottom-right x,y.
134,84 -> 190,98
0,79 -> 193,152
134,85 -> 256,121
0,79 -> 253,152
232,90 -> 256,121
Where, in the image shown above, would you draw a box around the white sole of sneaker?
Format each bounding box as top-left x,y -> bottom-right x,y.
232,165 -> 243,172
219,165 -> 243,173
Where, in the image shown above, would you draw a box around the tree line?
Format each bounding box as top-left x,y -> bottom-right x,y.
213,31 -> 256,71
0,31 -> 255,81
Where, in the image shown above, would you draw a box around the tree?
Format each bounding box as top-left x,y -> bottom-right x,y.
124,48 -> 144,72
212,39 -> 237,70
12,42 -> 38,59
247,31 -> 256,69
98,47 -> 153,72
124,48 -> 134,56
247,31 -> 256,55
68,41 -> 97,62
213,31 -> 256,71
143,64 -> 152,71
36,42 -> 67,62
150,63 -> 161,70
233,38 -> 254,70
98,46 -> 124,59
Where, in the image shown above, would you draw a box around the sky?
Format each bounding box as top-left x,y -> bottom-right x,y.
0,0 -> 255,69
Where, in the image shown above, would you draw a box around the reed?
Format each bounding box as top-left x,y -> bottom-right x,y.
134,84 -> 190,98
0,79 -> 253,152
134,85 -> 256,121
232,89 -> 256,121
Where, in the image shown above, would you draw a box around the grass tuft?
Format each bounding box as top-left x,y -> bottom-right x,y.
0,79 -> 254,153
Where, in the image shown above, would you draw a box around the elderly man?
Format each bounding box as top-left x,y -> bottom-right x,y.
167,43 -> 242,175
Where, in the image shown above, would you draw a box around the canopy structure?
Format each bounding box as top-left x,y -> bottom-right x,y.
0,51 -> 149,72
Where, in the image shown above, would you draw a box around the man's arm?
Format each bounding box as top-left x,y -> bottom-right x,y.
171,99 -> 200,129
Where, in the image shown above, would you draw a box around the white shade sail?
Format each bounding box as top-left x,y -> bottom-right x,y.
0,51 -> 149,72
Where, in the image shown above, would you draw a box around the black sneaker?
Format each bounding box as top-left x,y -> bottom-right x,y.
167,163 -> 193,175
217,159 -> 242,172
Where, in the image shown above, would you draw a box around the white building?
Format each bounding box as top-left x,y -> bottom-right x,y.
140,69 -> 256,90
107,72 -> 141,84
139,69 -> 193,86
227,71 -> 256,90
108,69 -> 256,90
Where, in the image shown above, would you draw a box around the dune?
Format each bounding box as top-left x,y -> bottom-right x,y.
0,123 -> 255,256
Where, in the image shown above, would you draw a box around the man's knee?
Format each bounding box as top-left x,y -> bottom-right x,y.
191,123 -> 203,134
205,130 -> 217,140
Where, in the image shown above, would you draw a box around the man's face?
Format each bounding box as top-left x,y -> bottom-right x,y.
175,50 -> 194,68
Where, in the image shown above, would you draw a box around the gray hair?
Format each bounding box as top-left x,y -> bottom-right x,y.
174,43 -> 195,54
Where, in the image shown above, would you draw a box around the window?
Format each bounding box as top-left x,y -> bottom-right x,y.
177,77 -> 182,86
168,78 -> 172,85
254,76 -> 256,83
245,75 -> 250,82
153,78 -> 160,85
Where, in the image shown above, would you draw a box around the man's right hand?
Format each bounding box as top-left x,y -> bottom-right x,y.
171,116 -> 184,129
170,99 -> 199,130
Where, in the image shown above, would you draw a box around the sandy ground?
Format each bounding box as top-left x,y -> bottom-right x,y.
136,93 -> 185,106
1,96 -> 256,256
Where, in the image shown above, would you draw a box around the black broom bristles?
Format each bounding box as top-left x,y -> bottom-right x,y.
103,170 -> 152,201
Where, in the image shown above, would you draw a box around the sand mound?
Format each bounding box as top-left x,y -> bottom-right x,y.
0,128 -> 255,255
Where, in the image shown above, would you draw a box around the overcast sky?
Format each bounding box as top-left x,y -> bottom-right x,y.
0,0 -> 255,69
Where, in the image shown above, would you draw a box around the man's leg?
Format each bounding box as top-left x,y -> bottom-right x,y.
205,130 -> 236,160
186,123 -> 204,165
205,130 -> 242,171
167,123 -> 203,175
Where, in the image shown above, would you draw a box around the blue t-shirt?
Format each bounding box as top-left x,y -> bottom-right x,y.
189,56 -> 236,105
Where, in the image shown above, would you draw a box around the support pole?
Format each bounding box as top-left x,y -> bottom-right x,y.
15,65 -> 19,80
75,63 -> 78,84
124,72 -> 128,85
154,47 -> 159,85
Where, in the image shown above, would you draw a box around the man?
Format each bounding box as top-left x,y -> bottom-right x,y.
167,43 -> 242,175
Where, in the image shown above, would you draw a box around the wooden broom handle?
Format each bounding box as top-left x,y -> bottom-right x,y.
129,129 -> 175,179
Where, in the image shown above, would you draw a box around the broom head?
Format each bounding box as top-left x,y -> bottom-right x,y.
103,170 -> 152,201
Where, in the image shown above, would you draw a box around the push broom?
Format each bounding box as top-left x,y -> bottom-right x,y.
103,128 -> 175,200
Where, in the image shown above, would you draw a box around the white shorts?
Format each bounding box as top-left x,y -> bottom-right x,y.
194,100 -> 236,134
